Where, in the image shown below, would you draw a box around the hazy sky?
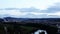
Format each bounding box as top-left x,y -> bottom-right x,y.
0,0 -> 59,10
0,0 -> 60,18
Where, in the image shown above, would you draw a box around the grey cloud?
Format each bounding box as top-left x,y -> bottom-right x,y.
20,13 -> 48,18
47,15 -> 60,18
41,3 -> 60,13
46,7 -> 60,13
20,7 -> 40,12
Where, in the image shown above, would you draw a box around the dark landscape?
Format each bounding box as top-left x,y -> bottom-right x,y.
0,17 -> 59,34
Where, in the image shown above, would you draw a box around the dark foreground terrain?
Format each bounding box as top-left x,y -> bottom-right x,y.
0,22 -> 58,34
0,17 -> 59,34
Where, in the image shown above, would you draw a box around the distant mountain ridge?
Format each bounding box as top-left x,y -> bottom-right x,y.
3,17 -> 60,20
0,17 -> 60,25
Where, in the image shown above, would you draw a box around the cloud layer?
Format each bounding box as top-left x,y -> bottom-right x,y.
0,3 -> 60,18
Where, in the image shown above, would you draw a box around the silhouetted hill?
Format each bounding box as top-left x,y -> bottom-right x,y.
0,18 -> 4,22
3,17 -> 29,22
4,17 -> 60,21
0,17 -> 58,34
0,17 -> 60,25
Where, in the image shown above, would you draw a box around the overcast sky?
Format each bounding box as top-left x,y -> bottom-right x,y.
0,0 -> 60,18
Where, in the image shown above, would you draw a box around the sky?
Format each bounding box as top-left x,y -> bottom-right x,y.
0,0 -> 60,18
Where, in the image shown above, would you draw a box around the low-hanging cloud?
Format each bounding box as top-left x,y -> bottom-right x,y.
43,3 -> 60,13
0,10 -> 27,18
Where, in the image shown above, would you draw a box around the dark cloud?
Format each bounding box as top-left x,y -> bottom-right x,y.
46,6 -> 60,13
20,7 -> 40,12
41,3 -> 60,13
3,7 -> 41,12
4,8 -> 20,10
